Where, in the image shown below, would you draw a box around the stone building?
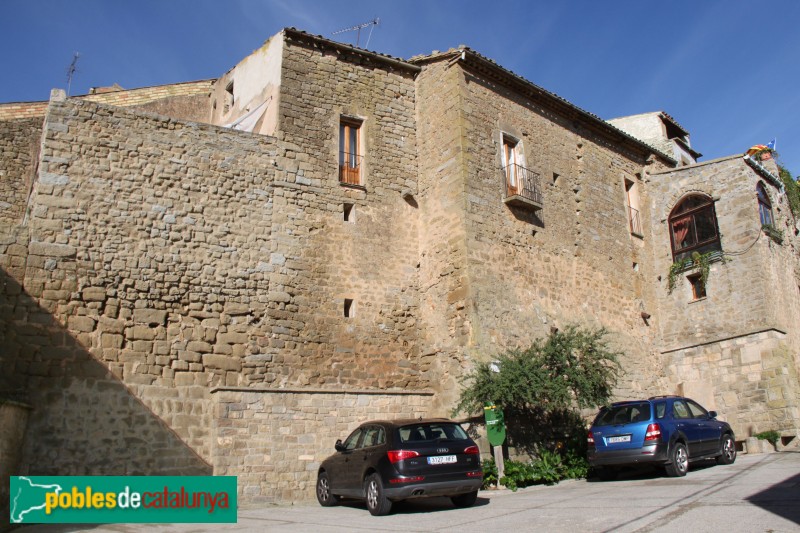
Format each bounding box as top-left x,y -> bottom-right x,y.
1,28 -> 798,505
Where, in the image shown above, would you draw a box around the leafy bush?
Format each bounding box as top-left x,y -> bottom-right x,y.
454,325 -> 621,416
482,450 -> 590,491
754,430 -> 781,446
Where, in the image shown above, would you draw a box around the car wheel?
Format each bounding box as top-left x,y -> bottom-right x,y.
597,467 -> 618,481
364,473 -> 392,516
665,442 -> 688,477
451,490 -> 478,508
716,434 -> 737,465
316,471 -> 339,507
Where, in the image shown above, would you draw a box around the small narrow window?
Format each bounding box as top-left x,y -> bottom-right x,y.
224,81 -> 234,114
625,178 -> 643,236
687,273 -> 707,300
343,203 -> 354,222
502,135 -> 520,194
344,298 -> 354,318
757,182 -> 774,226
552,172 -> 560,186
339,118 -> 362,185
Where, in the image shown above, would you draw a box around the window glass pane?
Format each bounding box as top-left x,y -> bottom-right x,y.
686,401 -> 708,419
673,401 -> 690,420
757,184 -> 770,205
694,208 -> 718,243
349,127 -> 358,166
398,423 -> 469,443
593,403 -> 651,426
655,402 -> 667,419
339,124 -> 346,165
343,428 -> 362,450
673,196 -> 709,214
363,426 -> 382,447
760,204 -> 773,225
671,215 -> 695,250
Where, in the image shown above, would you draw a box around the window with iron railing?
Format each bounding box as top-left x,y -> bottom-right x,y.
628,206 -> 643,236
339,118 -> 363,185
502,163 -> 543,208
625,178 -> 643,237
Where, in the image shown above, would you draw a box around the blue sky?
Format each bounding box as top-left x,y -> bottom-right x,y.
2,0 -> 798,175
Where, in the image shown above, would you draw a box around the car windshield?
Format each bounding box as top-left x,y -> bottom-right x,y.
594,402 -> 651,426
397,422 -> 469,443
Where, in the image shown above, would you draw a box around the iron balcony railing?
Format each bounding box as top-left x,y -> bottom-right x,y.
502,164 -> 543,208
628,206 -> 643,236
339,152 -> 364,185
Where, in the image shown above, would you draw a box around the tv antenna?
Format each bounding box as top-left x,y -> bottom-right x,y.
332,18 -> 380,48
66,52 -> 80,96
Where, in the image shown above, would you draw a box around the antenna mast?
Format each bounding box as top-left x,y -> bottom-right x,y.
66,52 -> 80,96
332,18 -> 380,48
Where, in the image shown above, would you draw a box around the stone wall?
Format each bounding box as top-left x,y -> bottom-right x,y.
412,55 -> 672,404
252,35 -> 424,390
650,155 -> 800,433
0,398 -> 31,526
211,387 -> 432,504
650,156 -> 796,348
0,117 -> 42,226
413,59 -> 476,412
0,80 -> 212,123
2,93 -> 280,472
662,330 -> 800,438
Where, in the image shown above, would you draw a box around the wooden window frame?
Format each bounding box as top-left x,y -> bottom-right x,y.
339,118 -> 363,185
687,273 -> 707,300
757,182 -> 774,227
668,194 -> 721,261
502,135 -> 520,194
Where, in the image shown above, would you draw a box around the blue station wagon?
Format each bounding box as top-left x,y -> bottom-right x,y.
587,396 -> 736,479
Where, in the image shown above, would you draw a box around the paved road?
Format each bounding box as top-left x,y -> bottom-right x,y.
19,451 -> 800,533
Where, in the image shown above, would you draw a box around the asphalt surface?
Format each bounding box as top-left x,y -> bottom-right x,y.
17,450 -> 800,533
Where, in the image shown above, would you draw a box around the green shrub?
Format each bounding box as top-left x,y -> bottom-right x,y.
754,430 -> 781,446
481,449 -> 590,491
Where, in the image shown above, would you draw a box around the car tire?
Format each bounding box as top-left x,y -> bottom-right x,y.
451,490 -> 478,508
665,442 -> 688,477
316,471 -> 339,507
716,434 -> 737,465
597,467 -> 618,481
365,473 -> 392,516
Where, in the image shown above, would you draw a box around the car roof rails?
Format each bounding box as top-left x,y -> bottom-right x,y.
648,395 -> 681,400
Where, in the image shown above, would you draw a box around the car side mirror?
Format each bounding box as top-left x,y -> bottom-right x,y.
708,411 -> 717,419
335,439 -> 345,452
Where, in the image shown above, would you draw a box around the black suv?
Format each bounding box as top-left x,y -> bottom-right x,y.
316,418 -> 483,515
588,396 -> 736,479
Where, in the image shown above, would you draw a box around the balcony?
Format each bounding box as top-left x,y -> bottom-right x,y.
628,206 -> 643,237
339,152 -> 363,185
502,164 -> 543,211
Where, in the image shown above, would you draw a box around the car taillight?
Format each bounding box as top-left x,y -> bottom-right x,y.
389,476 -> 425,484
464,445 -> 480,455
587,431 -> 595,445
645,423 -> 661,441
387,450 -> 420,464
466,471 -> 483,478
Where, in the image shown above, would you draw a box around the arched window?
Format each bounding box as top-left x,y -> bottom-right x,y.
669,194 -> 721,261
757,182 -> 774,226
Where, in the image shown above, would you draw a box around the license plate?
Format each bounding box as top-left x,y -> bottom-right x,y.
607,435 -> 631,444
427,455 -> 457,465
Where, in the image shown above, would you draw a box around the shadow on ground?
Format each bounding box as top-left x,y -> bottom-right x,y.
745,470 -> 800,526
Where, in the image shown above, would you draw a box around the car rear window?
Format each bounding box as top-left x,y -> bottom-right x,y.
594,402 -> 652,426
397,422 -> 469,443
